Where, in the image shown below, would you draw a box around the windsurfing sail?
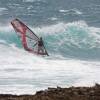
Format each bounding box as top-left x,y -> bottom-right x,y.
11,19 -> 48,56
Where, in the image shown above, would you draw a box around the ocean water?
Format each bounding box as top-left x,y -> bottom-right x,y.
0,0 -> 100,94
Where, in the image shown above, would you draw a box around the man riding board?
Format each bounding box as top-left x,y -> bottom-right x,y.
37,37 -> 44,54
33,37 -> 48,55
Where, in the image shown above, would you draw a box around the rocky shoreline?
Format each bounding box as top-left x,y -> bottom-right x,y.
0,83 -> 100,100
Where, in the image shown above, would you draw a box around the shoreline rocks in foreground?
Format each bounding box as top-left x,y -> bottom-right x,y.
0,83 -> 100,100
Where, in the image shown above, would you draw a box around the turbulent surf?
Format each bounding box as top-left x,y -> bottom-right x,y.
0,0 -> 100,94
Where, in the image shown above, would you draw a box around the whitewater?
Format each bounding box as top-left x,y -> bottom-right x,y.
0,21 -> 100,94
0,0 -> 100,94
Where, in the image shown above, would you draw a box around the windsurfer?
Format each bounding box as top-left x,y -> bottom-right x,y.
37,37 -> 44,54
11,18 -> 48,56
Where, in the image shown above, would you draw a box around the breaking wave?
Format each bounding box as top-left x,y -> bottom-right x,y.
32,21 -> 100,59
0,21 -> 100,59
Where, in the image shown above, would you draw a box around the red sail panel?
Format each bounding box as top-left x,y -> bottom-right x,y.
11,19 -> 39,53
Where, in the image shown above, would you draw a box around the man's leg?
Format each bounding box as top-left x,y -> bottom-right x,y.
38,46 -> 40,54
38,46 -> 44,54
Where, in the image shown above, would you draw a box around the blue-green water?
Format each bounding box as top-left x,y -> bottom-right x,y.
0,0 -> 100,94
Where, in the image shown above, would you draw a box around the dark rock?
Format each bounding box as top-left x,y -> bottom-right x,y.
0,84 -> 100,100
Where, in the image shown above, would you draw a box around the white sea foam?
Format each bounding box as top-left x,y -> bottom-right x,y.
32,21 -> 90,34
59,8 -> 83,15
50,17 -> 58,21
23,0 -> 35,2
33,23 -> 67,35
0,7 -> 8,15
23,0 -> 45,2
0,24 -> 13,32
0,43 -> 100,94
59,9 -> 69,13
0,8 -> 8,12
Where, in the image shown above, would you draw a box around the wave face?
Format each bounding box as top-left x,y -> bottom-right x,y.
1,21 -> 100,60
0,0 -> 100,94
43,21 -> 100,59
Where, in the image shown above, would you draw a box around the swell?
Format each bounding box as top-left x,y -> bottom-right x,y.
42,21 -> 100,59
0,21 -> 100,59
